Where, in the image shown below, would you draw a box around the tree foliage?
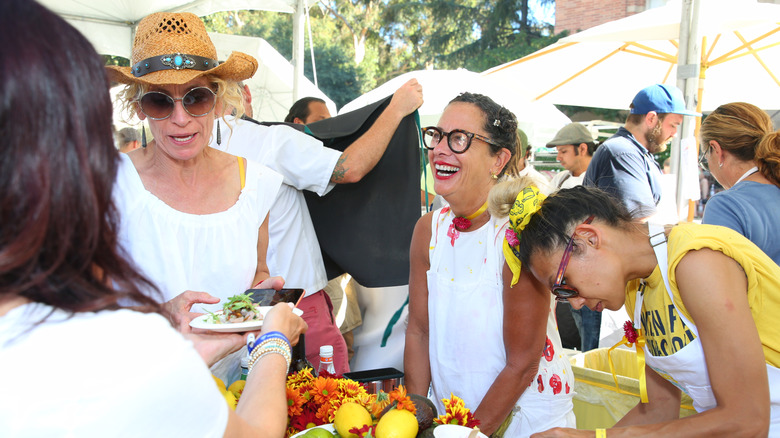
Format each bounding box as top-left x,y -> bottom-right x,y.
201,0 -> 560,108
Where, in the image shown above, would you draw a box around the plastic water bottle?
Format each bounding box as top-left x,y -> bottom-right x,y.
318,345 -> 336,375
239,355 -> 249,381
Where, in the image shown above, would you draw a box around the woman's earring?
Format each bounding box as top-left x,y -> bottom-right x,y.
491,171 -> 498,180
216,119 -> 222,146
141,124 -> 147,148
719,161 -> 723,168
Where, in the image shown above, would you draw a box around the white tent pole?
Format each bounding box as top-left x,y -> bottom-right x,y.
674,0 -> 701,219
292,0 -> 306,101
305,1 -> 318,88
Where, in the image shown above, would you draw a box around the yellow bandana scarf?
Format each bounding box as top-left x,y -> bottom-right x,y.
503,185 -> 546,287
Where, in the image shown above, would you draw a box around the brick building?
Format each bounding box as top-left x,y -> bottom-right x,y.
555,0 -> 780,36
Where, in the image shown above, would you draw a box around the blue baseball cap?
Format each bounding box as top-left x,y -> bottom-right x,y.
630,84 -> 701,117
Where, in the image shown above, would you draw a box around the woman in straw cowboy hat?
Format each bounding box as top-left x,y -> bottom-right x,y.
0,1 -> 305,436
107,12 -> 295,383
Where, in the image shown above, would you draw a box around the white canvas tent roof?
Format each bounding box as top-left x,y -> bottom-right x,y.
39,0 -> 318,99
209,33 -> 336,123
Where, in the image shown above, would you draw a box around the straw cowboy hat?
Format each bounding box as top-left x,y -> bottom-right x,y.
106,12 -> 257,86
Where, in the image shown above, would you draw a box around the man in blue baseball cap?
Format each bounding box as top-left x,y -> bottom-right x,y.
578,84 -> 700,351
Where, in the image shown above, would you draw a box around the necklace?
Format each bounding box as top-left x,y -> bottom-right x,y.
452,202 -> 488,231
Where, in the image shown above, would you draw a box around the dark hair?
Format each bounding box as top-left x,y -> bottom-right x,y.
284,97 -> 327,123
700,102 -> 780,187
573,142 -> 598,157
516,186 -> 635,266
449,92 -> 518,176
117,127 -> 140,146
0,0 -> 161,315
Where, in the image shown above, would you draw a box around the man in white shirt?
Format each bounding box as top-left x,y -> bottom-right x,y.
548,123 -> 597,190
210,79 -> 423,373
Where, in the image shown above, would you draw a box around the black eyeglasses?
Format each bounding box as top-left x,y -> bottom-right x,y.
138,86 -> 217,120
551,215 -> 595,302
421,126 -> 500,154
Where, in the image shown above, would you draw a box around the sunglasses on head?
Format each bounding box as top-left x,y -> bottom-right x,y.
138,86 -> 216,120
551,215 -> 595,302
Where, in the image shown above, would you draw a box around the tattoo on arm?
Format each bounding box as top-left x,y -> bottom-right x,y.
331,153 -> 348,183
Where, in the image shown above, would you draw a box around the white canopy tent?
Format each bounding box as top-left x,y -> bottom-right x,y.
484,0 -> 780,112
39,0 -> 318,100
485,0 -> 780,219
340,69 -> 571,150
209,33 -> 336,122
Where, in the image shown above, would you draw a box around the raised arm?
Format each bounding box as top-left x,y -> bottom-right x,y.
404,212 -> 433,396
473,265 -> 550,435
331,78 -> 423,184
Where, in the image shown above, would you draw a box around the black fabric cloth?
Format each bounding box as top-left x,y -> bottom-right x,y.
295,96 -> 421,287
555,301 -> 582,350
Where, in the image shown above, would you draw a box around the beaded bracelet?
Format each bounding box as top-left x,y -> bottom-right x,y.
247,330 -> 290,354
247,338 -> 291,374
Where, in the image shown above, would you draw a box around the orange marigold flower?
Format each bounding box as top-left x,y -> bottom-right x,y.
286,387 -> 306,417
434,394 -> 480,428
316,398 -> 343,423
287,368 -> 316,390
310,376 -> 339,405
388,385 -> 416,414
340,379 -> 367,398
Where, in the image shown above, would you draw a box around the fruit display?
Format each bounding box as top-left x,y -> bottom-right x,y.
217,369 -> 480,438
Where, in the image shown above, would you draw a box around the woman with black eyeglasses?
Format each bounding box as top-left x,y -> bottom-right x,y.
404,93 -> 575,437
699,102 -> 780,266
491,184 -> 780,437
109,13 -> 291,383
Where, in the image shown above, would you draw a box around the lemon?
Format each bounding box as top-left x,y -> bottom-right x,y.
212,375 -> 227,393
228,379 -> 246,400
375,409 -> 418,438
223,390 -> 238,410
334,402 -> 372,438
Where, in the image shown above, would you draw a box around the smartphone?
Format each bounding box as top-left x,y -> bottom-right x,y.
245,288 -> 305,307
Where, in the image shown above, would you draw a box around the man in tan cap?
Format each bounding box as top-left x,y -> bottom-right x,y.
547,123 -> 598,190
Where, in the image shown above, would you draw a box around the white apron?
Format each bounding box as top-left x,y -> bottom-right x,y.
427,209 -> 574,437
638,224 -> 780,435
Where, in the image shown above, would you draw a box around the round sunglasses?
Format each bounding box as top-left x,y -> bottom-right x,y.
421,126 -> 500,154
138,86 -> 216,120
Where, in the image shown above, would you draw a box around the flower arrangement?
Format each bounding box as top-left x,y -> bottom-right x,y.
284,368 -> 479,437
285,369 -> 420,437
434,394 -> 480,428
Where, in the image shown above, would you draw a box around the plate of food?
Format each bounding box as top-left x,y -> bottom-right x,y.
189,292 -> 303,333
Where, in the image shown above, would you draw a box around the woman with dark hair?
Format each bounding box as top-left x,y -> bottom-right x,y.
699,102 -> 780,265
491,184 -> 780,436
0,0 -> 305,435
404,93 -> 575,436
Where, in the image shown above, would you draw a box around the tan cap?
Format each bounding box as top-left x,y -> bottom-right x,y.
546,123 -> 594,147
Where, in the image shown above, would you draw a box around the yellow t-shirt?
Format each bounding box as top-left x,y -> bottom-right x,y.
625,223 -> 780,367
